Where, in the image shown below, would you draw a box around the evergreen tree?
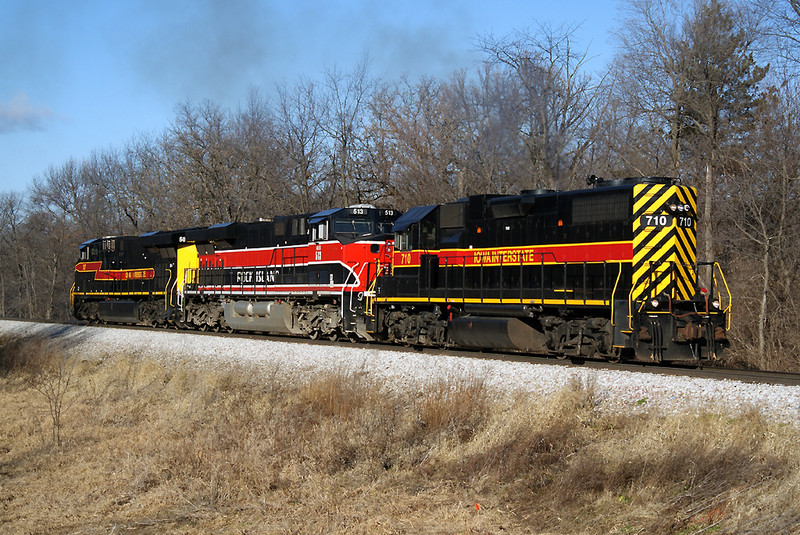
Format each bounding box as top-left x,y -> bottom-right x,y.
673,0 -> 768,260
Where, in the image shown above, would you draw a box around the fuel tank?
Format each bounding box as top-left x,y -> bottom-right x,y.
98,300 -> 139,323
223,300 -> 302,334
448,316 -> 547,353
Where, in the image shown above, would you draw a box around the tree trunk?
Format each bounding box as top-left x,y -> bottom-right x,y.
704,161 -> 714,262
759,240 -> 769,368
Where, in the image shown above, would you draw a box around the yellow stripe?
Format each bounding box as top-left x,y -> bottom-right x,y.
375,297 -> 610,306
73,292 -> 166,297
177,245 -> 200,292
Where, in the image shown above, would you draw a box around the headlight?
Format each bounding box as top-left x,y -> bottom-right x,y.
650,298 -> 660,308
669,203 -> 678,212
711,299 -> 721,309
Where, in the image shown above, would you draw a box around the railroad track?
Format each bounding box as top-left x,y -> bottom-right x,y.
4,317 -> 800,387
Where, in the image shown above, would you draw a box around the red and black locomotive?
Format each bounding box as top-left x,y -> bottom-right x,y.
72,177 -> 730,363
73,205 -> 397,340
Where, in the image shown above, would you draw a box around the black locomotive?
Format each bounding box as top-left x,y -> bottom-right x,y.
374,177 -> 729,362
72,177 -> 730,363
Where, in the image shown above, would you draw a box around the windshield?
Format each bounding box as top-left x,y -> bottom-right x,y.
333,219 -> 374,237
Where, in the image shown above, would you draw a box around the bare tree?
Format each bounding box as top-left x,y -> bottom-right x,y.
479,23 -> 599,189
276,79 -> 328,213
0,192 -> 27,317
27,343 -> 78,447
372,77 -> 462,208
613,0 -> 687,173
717,88 -> 800,370
577,89 -> 677,179
359,83 -> 399,205
92,135 -> 179,232
443,66 -> 524,196
320,59 -> 375,207
166,101 -> 248,225
754,0 -> 800,75
229,89 -> 287,219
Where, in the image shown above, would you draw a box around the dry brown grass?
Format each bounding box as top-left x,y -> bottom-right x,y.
1,333 -> 800,534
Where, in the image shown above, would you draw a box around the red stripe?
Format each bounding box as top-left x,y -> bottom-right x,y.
75,261 -> 103,272
395,242 -> 633,267
94,269 -> 156,281
203,242 -> 389,268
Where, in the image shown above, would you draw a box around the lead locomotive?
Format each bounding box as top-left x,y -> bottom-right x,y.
72,177 -> 730,363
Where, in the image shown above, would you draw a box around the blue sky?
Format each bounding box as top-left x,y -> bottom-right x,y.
0,0 -> 622,195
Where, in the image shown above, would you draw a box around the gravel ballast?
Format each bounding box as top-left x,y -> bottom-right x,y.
3,319 -> 799,424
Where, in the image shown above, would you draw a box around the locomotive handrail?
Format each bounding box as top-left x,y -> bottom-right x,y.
713,262 -> 732,329
164,268 -> 173,293
610,261 -> 624,327
340,261 -> 359,315
627,286 -> 636,331
168,268 -> 179,311
417,252 -> 626,307
364,261 -> 380,318
625,259 -> 731,333
347,262 -> 369,313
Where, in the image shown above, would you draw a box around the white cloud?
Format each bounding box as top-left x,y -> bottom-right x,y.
0,93 -> 54,133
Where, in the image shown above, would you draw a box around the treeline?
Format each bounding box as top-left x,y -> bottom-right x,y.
2,0 -> 799,370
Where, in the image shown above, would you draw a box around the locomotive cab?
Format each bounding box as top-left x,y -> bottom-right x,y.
309,205 -> 399,244
72,235 -> 174,325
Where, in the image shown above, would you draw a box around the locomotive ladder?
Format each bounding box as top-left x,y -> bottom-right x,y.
364,261 -> 381,318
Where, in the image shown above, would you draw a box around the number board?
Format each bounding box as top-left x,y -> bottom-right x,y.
640,214 -> 694,228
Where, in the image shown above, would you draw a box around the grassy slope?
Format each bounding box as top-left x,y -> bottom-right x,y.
0,333 -> 799,534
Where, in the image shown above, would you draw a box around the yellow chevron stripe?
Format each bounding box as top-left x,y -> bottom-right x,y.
675,232 -> 696,265
633,241 -> 675,284
632,184 -> 700,301
675,186 -> 698,214
633,187 -> 675,223
674,264 -> 694,299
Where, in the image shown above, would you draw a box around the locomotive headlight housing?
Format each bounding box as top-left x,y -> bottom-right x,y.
667,202 -> 692,213
711,299 -> 721,309
650,298 -> 660,308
